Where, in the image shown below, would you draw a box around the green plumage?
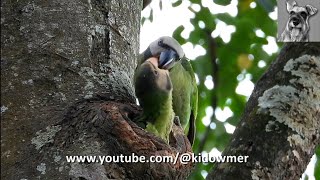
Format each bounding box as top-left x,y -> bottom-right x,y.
169,57 -> 198,144
134,36 -> 198,145
134,60 -> 174,143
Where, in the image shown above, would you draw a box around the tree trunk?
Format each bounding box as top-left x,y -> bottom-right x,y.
1,0 -> 193,179
207,43 -> 320,180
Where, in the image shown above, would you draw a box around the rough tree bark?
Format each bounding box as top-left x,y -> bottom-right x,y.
207,43 -> 320,180
1,0 -> 193,179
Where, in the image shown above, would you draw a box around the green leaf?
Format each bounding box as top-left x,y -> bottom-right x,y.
141,17 -> 146,25
172,25 -> 186,44
172,0 -> 182,7
214,0 -> 232,6
216,13 -> 236,25
149,9 -> 153,22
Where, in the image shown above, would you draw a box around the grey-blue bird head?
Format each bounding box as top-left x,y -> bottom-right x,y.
143,36 -> 184,70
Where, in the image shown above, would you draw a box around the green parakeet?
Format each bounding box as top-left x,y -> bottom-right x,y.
137,36 -> 198,145
169,57 -> 198,145
134,58 -> 174,143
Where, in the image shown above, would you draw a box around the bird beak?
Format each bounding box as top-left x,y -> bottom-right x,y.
146,57 -> 159,67
158,49 -> 179,70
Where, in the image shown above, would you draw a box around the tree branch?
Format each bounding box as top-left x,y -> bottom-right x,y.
207,43 -> 320,180
197,33 -> 218,154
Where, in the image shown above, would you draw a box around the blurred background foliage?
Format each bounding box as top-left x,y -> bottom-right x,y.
141,0 -> 319,179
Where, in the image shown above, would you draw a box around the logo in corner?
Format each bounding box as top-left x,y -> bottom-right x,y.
277,0 -> 319,42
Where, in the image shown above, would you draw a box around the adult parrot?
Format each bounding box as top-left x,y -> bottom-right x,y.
136,36 -> 198,145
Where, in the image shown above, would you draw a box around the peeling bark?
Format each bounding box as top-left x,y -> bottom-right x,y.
207,43 -> 320,180
1,0 -> 194,179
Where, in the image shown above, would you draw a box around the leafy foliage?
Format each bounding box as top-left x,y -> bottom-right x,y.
141,0 -> 317,179
170,1 -> 278,178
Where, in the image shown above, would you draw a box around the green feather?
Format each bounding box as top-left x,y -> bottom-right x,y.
170,57 -> 198,145
134,61 -> 174,144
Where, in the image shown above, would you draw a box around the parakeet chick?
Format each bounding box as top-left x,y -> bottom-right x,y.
134,57 -> 174,143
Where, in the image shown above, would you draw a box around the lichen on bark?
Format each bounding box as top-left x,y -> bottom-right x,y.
258,55 -> 320,154
207,43 -> 320,180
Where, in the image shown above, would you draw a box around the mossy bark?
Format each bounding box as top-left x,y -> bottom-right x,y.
207,43 -> 320,180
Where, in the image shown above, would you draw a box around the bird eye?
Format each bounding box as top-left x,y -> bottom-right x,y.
290,11 -> 295,15
158,39 -> 164,46
154,70 -> 158,75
